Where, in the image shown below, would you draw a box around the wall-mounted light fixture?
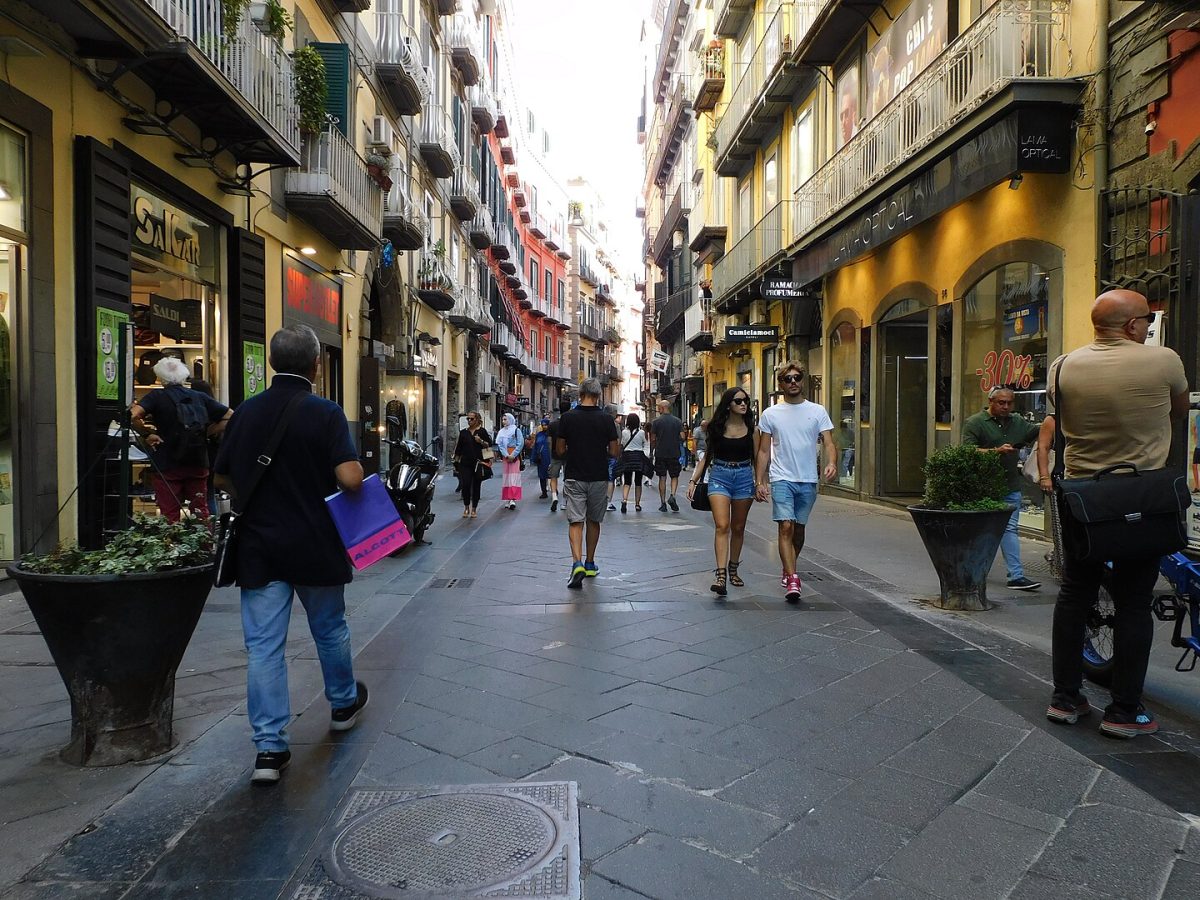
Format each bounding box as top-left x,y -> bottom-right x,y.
299,246 -> 317,256
1008,174 -> 1023,191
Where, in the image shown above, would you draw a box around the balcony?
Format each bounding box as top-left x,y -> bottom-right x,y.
529,213 -> 549,240
715,0 -> 755,38
578,321 -> 602,343
713,201 -> 789,312
448,13 -> 482,86
449,166 -> 480,220
510,272 -> 530,305
714,2 -> 821,176
448,286 -> 491,334
791,0 -> 1076,247
492,225 -> 518,274
499,138 -> 516,165
655,287 -> 691,337
375,6 -> 430,116
331,1 -> 371,10
419,103 -> 460,179
494,107 -> 510,139
29,0 -> 302,163
528,288 -> 549,318
596,282 -> 615,307
684,299 -> 715,351
469,207 -> 495,249
512,184 -> 527,208
649,77 -> 691,188
694,44 -> 726,112
416,251 -> 458,311
604,364 -> 623,383
470,84 -> 497,133
602,327 -> 622,347
579,260 -> 600,288
545,218 -> 563,251
652,0 -> 690,105
382,179 -> 427,251
650,181 -> 693,262
285,125 -> 382,250
689,176 -> 728,265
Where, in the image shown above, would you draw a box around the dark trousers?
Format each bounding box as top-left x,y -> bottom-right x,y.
460,464 -> 483,509
1052,548 -> 1160,712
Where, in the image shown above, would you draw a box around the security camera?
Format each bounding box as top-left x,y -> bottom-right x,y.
1145,120 -> 1158,135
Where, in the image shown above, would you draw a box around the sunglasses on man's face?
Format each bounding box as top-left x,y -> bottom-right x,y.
1130,312 -> 1156,325
779,374 -> 804,385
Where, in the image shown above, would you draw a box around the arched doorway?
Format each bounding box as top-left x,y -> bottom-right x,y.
878,297 -> 929,496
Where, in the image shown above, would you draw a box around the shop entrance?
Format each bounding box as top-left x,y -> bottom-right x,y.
0,242 -> 24,560
878,301 -> 928,496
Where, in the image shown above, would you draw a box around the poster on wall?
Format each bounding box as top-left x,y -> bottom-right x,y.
1003,303 -> 1047,343
866,1 -> 949,120
836,62 -> 860,149
96,308 -> 130,401
243,341 -> 266,398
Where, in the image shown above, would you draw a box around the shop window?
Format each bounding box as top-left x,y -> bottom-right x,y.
961,261 -> 1053,529
829,322 -> 857,488
0,123 -> 26,234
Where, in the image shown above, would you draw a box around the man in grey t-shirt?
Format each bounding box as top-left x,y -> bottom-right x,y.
650,400 -> 686,512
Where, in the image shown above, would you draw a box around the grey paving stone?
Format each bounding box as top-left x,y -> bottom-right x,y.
354,733 -> 438,784
848,877 -> 940,899
972,749 -> 1099,820
419,686 -> 552,729
1182,825 -> 1200,861
470,648 -> 544,675
955,790 -> 1065,835
869,680 -> 978,730
808,640 -> 902,674
437,664 -> 560,700
589,705 -> 723,745
1085,768 -> 1182,820
605,618 -> 694,644
884,745 -> 998,790
753,807 -> 913,897
599,681 -> 696,713
708,648 -> 801,679
716,759 -> 850,820
0,882 -> 133,900
742,658 -> 850,700
400,674 -> 462,704
461,736 -> 563,779
578,806 -> 646,863
118,879 -> 283,899
525,659 -> 635,692
660,666 -> 747,696
533,643 -> 637,675
593,833 -> 806,900
525,685 -> 633,719
911,715 -> 1031,762
581,874 -> 650,900
1029,803 -> 1188,897
880,804 -> 1051,900
605,636 -> 687,661
824,765 -> 962,831
523,756 -> 625,805
612,650 -> 713,684
958,695 -> 1034,729
705,722 -> 804,766
586,731 -> 753,790
684,635 -> 767,661
398,715 -> 513,757
431,636 -> 497,661
381,752 -> 509,786
382,700 -> 449,736
520,713 -> 618,753
592,777 -> 783,857
787,712 -> 931,778
1163,859 -> 1200,900
1006,873 -> 1122,899
675,682 -> 793,728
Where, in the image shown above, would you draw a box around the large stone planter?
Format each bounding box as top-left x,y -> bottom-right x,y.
6,564 -> 214,766
907,505 -> 1014,611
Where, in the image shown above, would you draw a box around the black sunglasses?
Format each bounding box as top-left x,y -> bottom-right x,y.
779,374 -> 804,384
1130,312 -> 1156,324
731,396 -> 749,404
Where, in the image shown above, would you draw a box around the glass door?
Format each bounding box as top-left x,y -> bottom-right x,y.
0,242 -> 23,560
878,302 -> 928,496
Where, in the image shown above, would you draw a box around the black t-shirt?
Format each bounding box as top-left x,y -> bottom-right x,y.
708,428 -> 754,463
213,375 -> 359,588
138,385 -> 229,471
547,417 -> 566,460
651,414 -> 684,459
558,405 -> 618,481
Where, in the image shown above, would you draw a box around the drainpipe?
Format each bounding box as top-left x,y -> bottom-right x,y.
1094,0 -> 1111,296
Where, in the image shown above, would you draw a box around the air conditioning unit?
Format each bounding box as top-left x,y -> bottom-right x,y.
370,115 -> 394,149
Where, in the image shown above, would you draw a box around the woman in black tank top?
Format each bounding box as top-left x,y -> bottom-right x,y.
687,387 -> 761,597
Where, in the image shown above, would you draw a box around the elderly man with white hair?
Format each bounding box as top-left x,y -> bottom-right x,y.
129,356 -> 231,521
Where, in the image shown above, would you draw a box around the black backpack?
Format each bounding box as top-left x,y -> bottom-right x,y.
166,387 -> 211,467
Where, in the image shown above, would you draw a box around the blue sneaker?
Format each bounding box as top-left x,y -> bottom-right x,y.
1099,705 -> 1158,738
567,561 -> 586,589
583,561 -> 599,577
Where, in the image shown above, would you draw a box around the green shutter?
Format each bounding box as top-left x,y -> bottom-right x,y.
312,42 -> 350,135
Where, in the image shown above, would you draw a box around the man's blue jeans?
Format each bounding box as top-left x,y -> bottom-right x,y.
240,581 -> 357,752
1000,489 -> 1024,580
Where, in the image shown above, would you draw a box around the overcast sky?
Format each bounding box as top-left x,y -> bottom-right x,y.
507,0 -> 647,276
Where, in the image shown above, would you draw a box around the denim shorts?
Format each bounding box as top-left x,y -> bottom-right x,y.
707,461 -> 755,501
771,480 -> 818,523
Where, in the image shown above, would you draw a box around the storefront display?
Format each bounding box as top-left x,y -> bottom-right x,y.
829,322 -> 857,488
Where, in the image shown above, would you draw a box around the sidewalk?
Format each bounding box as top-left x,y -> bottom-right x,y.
3,474 -> 1200,898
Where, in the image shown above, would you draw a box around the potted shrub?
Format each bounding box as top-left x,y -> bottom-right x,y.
292,45 -> 328,136
908,444 -> 1014,611
7,516 -> 215,766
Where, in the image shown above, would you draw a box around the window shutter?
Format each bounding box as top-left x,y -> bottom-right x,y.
312,42 -> 351,135
229,228 -> 267,407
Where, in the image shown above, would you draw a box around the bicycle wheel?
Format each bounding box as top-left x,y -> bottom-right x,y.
1082,573 -> 1116,687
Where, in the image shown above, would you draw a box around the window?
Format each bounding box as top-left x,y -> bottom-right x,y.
527,109 -> 535,133
557,279 -> 565,309
792,106 -> 814,189
545,270 -> 553,301
764,148 -> 778,208
545,334 -> 551,361
737,177 -> 752,238
530,259 -> 539,294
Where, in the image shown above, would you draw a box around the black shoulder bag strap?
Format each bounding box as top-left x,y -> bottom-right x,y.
1051,354 -> 1068,483
232,390 -> 308,515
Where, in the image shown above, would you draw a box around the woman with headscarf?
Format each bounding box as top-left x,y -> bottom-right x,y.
453,411 -> 492,518
532,417 -> 553,498
495,412 -> 524,510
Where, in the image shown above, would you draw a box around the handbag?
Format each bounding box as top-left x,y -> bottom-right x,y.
1052,356 -> 1188,563
480,446 -> 495,462
213,392 -> 307,587
689,451 -> 713,512
476,459 -> 493,481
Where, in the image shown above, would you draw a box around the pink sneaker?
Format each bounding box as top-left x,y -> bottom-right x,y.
784,573 -> 803,604
780,570 -> 788,588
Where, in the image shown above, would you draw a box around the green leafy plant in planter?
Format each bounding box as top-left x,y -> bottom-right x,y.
8,515 -> 217,765
920,443 -> 1009,511
261,0 -> 293,41
293,45 -> 328,136
221,0 -> 253,42
909,444 -> 1014,611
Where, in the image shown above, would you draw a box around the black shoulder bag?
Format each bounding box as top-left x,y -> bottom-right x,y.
690,445 -> 713,512
1052,356 -> 1188,563
213,392 -> 307,587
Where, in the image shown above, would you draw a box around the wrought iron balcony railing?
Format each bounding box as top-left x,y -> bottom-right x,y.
285,124 -> 382,249
713,201 -> 789,304
374,5 -> 430,116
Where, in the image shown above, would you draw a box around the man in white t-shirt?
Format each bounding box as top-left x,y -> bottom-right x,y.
755,361 -> 837,604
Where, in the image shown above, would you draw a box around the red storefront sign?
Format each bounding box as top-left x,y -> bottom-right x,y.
284,256 -> 342,345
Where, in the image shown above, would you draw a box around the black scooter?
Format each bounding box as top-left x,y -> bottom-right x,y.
384,428 -> 440,547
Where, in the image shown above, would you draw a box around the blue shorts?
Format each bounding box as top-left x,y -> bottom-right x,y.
707,461 -> 755,500
771,481 -> 818,523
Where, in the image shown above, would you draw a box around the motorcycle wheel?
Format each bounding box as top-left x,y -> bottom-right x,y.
390,508 -> 417,557
1082,573 -> 1116,688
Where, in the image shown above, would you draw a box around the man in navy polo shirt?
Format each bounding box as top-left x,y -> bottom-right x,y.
214,325 -> 368,785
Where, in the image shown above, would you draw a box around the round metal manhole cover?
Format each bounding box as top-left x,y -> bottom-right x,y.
328,792 -> 559,897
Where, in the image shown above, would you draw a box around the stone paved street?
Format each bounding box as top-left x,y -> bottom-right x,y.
4,471 -> 1200,898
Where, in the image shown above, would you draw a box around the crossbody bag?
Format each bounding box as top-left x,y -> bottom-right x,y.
213,392 -> 307,587
1052,355 -> 1188,563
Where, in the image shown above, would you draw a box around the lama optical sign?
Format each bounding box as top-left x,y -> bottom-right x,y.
726,325 -> 779,343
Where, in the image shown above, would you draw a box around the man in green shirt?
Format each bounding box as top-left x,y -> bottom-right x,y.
962,386 -> 1042,591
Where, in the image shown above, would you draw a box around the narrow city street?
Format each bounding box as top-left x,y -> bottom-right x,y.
4,472 -> 1200,899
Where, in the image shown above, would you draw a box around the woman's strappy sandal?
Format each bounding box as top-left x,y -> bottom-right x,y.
710,567 -> 727,597
727,561 -> 744,588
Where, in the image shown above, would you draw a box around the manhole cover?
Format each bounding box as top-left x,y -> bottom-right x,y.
291,782 -> 579,900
